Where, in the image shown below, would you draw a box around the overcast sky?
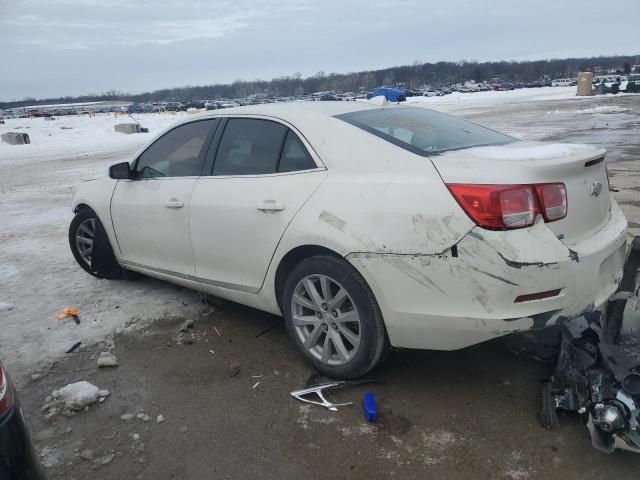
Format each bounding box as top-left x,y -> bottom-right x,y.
0,0 -> 638,101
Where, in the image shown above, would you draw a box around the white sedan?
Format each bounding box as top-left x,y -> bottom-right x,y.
69,101 -> 627,379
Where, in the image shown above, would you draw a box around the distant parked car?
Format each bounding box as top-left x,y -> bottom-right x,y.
625,74 -> 640,93
423,90 -> 440,97
551,78 -> 575,87
490,81 -> 514,91
128,104 -> 145,114
165,102 -> 185,112
526,80 -> 543,88
185,101 -> 206,109
0,360 -> 46,479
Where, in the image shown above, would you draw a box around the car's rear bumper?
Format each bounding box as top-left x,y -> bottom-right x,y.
347,200 -> 628,350
0,404 -> 46,480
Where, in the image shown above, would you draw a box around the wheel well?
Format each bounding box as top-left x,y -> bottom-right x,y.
73,203 -> 93,214
274,245 -> 343,311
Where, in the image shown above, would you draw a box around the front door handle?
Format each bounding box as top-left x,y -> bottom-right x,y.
257,199 -> 284,212
165,199 -> 184,209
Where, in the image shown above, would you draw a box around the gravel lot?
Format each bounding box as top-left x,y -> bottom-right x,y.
2,92 -> 640,479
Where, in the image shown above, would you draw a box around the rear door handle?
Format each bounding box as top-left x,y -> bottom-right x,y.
257,199 -> 284,212
165,199 -> 184,209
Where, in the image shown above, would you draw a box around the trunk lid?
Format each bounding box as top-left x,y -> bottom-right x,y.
431,141 -> 611,246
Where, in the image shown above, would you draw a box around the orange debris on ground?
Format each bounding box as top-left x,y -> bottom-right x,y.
55,307 -> 80,321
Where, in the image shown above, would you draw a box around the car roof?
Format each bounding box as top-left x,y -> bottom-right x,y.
189,100 -> 380,121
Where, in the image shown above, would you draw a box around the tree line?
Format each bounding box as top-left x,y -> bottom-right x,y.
2,54 -> 638,109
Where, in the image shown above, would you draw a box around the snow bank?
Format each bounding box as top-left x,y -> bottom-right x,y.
405,86 -> 579,108
0,112 -> 188,162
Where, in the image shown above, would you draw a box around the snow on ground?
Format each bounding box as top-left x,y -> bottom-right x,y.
406,85 -> 580,108
0,112 -> 187,162
0,111 -> 210,381
405,86 -> 638,118
0,88 -> 638,382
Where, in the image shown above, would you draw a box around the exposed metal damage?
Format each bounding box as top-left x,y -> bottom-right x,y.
539,237 -> 640,454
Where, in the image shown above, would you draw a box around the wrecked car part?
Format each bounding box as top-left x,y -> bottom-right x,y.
623,373 -> 640,396
606,236 -> 640,339
290,380 -> 376,412
542,316 -> 640,453
592,401 -> 627,433
65,342 -> 81,354
540,237 -> 640,454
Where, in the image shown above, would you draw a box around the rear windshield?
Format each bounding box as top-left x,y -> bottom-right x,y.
335,107 -> 513,155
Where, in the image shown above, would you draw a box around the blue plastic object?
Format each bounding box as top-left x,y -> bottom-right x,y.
366,87 -> 406,102
362,392 -> 378,423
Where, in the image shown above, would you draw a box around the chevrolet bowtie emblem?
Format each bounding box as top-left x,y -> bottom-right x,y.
590,181 -> 603,197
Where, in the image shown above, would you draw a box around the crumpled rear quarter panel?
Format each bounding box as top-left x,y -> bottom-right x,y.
348,201 -> 627,350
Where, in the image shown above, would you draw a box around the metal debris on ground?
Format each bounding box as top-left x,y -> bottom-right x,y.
228,362 -> 241,377
290,380 -> 378,412
540,236 -> 640,454
177,319 -> 194,334
255,324 -> 278,338
65,342 -> 81,354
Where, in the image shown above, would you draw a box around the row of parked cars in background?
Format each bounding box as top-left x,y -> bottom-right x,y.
3,74 -> 636,119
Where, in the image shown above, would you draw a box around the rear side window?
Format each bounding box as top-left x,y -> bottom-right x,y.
335,107 -> 513,155
279,131 -> 316,172
214,119 -> 287,175
136,119 -> 217,178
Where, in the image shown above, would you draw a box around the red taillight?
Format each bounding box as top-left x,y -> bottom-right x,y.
535,183 -> 567,222
0,365 -> 14,416
446,183 -> 567,230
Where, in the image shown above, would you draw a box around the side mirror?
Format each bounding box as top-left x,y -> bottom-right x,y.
109,162 -> 132,179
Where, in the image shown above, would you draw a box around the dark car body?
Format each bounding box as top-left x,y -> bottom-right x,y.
0,362 -> 45,480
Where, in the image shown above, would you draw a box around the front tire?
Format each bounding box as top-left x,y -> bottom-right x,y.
282,255 -> 388,379
69,209 -> 125,279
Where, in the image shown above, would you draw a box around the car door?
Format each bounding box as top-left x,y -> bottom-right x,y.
110,118 -> 219,275
189,117 -> 327,292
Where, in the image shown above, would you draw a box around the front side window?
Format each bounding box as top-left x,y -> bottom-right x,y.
213,119 -> 288,175
336,107 -> 513,155
136,120 -> 217,178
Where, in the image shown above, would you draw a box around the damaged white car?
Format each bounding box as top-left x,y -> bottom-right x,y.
70,101 -> 634,425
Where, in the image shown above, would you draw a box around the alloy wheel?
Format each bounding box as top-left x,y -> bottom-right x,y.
75,218 -> 97,266
291,274 -> 362,366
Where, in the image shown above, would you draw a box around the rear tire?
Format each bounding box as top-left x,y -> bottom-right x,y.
69,209 -> 126,279
282,255 -> 389,379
